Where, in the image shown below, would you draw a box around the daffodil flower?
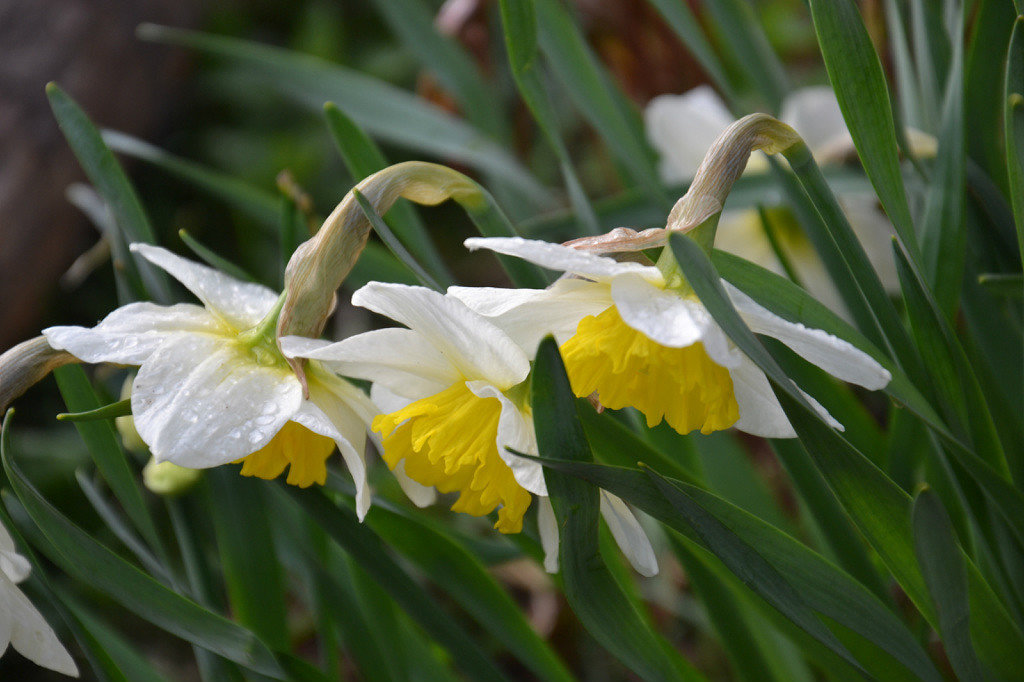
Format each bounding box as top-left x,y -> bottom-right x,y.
0,519 -> 78,677
43,244 -> 375,517
280,282 -> 658,576
454,237 -> 891,438
644,86 -> 935,311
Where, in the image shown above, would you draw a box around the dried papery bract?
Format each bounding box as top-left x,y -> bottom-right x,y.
0,337 -> 77,420
565,113 -> 802,254
278,161 -> 484,343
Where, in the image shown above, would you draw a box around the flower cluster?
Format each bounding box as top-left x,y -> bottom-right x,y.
2,111 -> 898,673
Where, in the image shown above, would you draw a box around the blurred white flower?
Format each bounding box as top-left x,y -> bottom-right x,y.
44,244 -> 375,518
644,85 -> 934,311
281,282 -> 658,576
457,237 -> 891,439
0,519 -> 78,677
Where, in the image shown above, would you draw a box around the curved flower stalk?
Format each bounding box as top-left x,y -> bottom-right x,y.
0,519 -> 78,677
454,237 -> 891,438
280,282 -> 658,576
43,244 -> 376,517
644,85 -> 936,311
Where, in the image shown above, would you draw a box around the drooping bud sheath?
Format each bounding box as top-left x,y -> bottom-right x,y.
564,113 -> 801,255
277,161 -> 481,341
0,337 -> 78,419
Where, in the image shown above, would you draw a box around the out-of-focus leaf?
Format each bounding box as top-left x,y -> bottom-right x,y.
805,0 -> 918,257
703,0 -> 787,110
643,0 -> 735,102
1006,17 -> 1024,263
207,472 -> 290,652
178,230 -> 257,283
365,0 -> 506,140
977,273 -> 1023,298
137,24 -> 549,207
912,489 -> 985,682
497,0 -> 600,234
102,131 -> 281,230
286,486 -> 510,681
532,338 -> 698,681
919,11 -> 966,316
534,0 -> 669,208
47,84 -> 169,301
0,415 -> 286,678
362,495 -> 574,682
966,0 -> 1015,187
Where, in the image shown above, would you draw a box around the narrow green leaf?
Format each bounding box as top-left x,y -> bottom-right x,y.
207,472 -> 290,652
1005,17 -> 1024,264
352,189 -> 444,291
703,0 -> 788,110
286,486 -> 510,682
0,415 -> 285,678
534,0 -> 669,208
53,365 -> 160,551
530,457 -> 942,682
322,102 -> 453,286
75,470 -> 173,586
56,398 -> 131,422
177,230 -> 256,283
497,0 -> 600,235
977,272 -> 1023,298
912,489 -> 986,682
137,24 -> 549,207
919,11 -> 966,316
532,338 -> 696,681
805,0 -> 918,257
965,0 -> 1015,187
46,84 -> 170,302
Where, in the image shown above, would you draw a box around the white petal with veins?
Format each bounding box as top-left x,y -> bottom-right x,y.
599,492 -> 659,577
132,335 -> 302,467
131,244 -> 279,330
44,302 -> 222,365
465,237 -> 660,282
352,283 -> 529,390
466,381 -> 546,497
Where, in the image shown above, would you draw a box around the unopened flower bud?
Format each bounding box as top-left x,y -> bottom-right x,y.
114,374 -> 148,455
143,458 -> 202,496
0,336 -> 77,421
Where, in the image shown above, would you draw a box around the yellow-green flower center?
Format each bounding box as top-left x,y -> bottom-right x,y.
560,306 -> 740,435
235,421 -> 336,487
372,382 -> 532,533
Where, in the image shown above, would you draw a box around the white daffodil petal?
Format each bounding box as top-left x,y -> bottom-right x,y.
724,283 -> 891,390
132,334 -> 302,467
295,381 -> 371,520
780,86 -> 850,154
465,237 -> 659,282
599,492 -> 659,577
451,279 -> 613,354
466,381 -> 546,497
352,283 -> 529,390
43,302 -> 222,365
644,86 -> 734,184
4,576 -> 78,677
282,329 -> 457,399
370,382 -> 413,415
537,496 -> 560,574
0,525 -> 30,584
446,286 -> 554,317
130,244 -> 279,330
729,358 -> 796,438
392,460 -> 437,507
729,357 -> 843,436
